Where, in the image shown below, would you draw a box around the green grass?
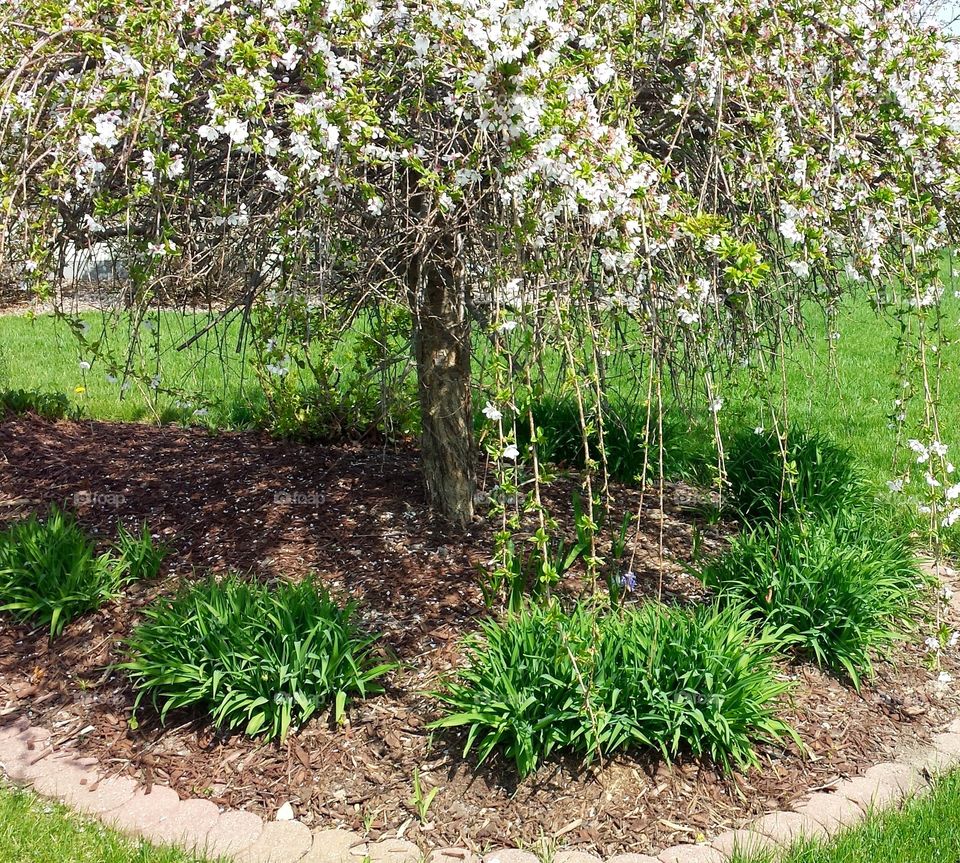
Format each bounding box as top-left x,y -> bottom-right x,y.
717,294 -> 960,489
0,291 -> 957,495
734,770 -> 960,863
0,782 -> 219,863
0,310 -> 259,426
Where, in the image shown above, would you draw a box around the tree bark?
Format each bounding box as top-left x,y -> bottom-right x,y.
409,235 -> 476,528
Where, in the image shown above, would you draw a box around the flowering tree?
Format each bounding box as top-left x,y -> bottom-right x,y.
2,0 -> 960,528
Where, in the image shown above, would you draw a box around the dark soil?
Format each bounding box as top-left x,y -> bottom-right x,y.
0,414 -> 957,857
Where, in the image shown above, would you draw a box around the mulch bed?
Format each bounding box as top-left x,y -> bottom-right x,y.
0,414 -> 958,856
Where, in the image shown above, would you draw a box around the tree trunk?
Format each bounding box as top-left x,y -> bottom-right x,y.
409,235 -> 475,528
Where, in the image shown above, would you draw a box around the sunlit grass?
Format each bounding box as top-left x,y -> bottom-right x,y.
0,291 -> 957,498
733,770 -> 960,863
0,782 -> 220,863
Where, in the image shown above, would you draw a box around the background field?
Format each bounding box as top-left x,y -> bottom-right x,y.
2,294 -> 957,493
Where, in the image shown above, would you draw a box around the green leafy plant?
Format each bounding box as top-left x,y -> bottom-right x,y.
725,428 -> 866,521
114,522 -> 167,582
432,600 -> 794,777
124,574 -> 392,741
0,388 -> 80,421
697,516 -> 926,686
512,396 -> 712,486
409,767 -> 440,823
480,493 -> 592,612
0,506 -> 158,637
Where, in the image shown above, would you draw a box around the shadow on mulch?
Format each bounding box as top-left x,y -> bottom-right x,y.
0,414 -> 958,856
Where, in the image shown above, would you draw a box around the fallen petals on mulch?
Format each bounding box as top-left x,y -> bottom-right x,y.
0,415 -> 958,857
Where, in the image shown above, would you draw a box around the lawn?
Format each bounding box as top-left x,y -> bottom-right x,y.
0,310 -> 258,427
713,293 -> 960,489
736,770 -> 960,863
2,293 -> 958,489
0,782 -> 218,863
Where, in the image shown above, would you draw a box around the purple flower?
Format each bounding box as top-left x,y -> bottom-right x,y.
619,571 -> 636,592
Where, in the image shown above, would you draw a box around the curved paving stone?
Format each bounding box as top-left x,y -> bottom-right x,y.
368,838 -> 421,863
0,744 -> 31,780
29,756 -> 97,799
65,774 -> 139,815
102,785 -> 182,837
19,726 -> 52,756
657,845 -> 724,863
235,819 -> 314,863
483,850 -> 539,863
555,853 -> 602,863
792,793 -> 864,835
203,809 -> 265,859
606,854 -> 661,863
427,847 -> 479,863
301,828 -> 367,863
909,746 -> 959,775
12,711 -> 960,863
142,797 -> 222,848
832,776 -> 904,813
748,810 -> 828,846
909,734 -> 960,775
709,829 -> 776,857
0,721 -> 30,759
1,733 -> 53,784
862,762 -> 925,797
931,732 -> 960,756
21,725 -> 51,746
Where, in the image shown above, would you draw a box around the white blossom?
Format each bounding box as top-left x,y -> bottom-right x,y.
482,402 -> 503,421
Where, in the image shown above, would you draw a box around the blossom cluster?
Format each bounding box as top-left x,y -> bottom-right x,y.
1,0 -> 959,318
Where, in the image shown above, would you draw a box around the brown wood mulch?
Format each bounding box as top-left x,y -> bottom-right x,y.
0,414 -> 958,857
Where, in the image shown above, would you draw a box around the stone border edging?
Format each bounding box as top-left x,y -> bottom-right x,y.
3,713 -> 960,863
